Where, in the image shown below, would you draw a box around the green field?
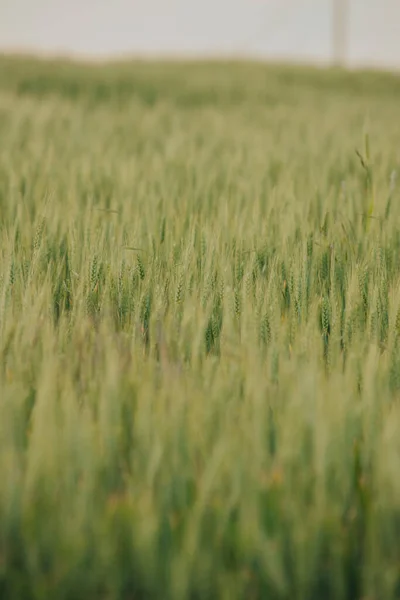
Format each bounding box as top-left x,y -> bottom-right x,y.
1,55 -> 400,599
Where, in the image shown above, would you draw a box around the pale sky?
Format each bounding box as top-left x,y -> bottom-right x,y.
1,0 -> 400,69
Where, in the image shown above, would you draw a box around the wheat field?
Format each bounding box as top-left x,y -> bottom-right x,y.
1,56 -> 400,599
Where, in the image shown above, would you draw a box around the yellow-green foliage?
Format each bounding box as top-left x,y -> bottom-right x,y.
1,55 -> 400,599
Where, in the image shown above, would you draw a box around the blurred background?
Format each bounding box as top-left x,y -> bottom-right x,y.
1,0 -> 399,70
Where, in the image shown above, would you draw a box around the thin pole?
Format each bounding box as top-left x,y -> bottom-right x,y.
332,0 -> 349,66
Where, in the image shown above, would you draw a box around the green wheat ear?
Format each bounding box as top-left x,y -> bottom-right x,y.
356,132 -> 374,232
365,132 -> 375,219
